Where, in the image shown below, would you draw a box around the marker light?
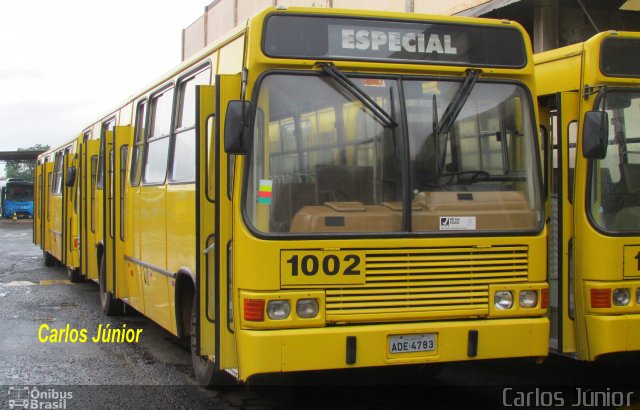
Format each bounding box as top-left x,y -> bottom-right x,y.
612,288 -> 631,306
267,300 -> 291,320
590,288 -> 611,308
494,291 -> 514,310
296,299 -> 319,319
244,299 -> 265,321
519,290 -> 538,308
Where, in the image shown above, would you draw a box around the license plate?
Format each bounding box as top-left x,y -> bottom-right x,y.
389,333 -> 436,354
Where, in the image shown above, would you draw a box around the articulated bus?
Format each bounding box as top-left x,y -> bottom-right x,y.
535,31 -> 640,360
1,179 -> 34,218
35,7 -> 548,385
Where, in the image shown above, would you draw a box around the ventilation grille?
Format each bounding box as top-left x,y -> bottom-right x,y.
325,246 -> 529,323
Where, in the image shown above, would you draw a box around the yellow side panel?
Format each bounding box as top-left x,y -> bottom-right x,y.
140,184 -> 171,331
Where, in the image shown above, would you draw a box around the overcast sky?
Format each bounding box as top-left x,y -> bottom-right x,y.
0,0 -> 207,153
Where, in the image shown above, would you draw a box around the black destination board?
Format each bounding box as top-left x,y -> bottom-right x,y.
600,37 -> 640,78
263,14 -> 527,68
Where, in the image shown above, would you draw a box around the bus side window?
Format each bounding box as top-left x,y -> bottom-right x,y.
52,153 -> 63,195
172,67 -> 210,183
143,87 -> 173,184
98,119 -> 116,190
130,101 -> 147,187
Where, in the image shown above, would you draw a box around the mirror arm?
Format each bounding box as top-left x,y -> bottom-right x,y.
239,68 -> 249,145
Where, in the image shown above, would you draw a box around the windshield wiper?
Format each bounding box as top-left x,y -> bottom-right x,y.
437,69 -> 481,135
317,62 -> 398,128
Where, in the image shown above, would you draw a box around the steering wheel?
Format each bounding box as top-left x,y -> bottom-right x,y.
466,170 -> 491,184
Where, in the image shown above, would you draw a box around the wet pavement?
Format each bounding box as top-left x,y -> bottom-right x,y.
1,219 -> 640,409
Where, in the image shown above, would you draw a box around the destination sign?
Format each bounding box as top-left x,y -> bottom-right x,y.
600,37 -> 640,78
263,14 -> 527,68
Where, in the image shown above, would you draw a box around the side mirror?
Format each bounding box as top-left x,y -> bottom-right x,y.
224,100 -> 253,154
582,111 -> 609,159
65,166 -> 77,187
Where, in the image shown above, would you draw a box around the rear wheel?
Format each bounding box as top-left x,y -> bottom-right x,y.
67,267 -> 83,283
190,298 -> 234,387
43,251 -> 55,267
99,253 -> 124,316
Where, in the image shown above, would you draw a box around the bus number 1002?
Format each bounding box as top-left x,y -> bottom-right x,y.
286,254 -> 361,277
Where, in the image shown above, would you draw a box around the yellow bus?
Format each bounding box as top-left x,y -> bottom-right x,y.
535,31 -> 640,360
36,6 -> 548,385
35,140 -> 81,280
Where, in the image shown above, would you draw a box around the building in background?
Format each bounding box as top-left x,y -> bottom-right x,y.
182,0 -> 640,61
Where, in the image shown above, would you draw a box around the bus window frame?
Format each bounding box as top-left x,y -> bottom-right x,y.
130,100 -> 148,187
142,83 -> 174,186
241,69 -> 544,240
98,117 -> 116,190
169,63 -> 212,185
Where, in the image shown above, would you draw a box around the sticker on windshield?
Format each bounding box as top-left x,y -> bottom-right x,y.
361,79 -> 386,87
258,180 -> 273,205
439,216 -> 476,231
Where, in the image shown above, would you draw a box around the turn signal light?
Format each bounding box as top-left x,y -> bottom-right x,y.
244,299 -> 265,321
590,288 -> 611,309
540,288 -> 549,309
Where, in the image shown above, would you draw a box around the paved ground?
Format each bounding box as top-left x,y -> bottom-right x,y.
1,219 -> 640,409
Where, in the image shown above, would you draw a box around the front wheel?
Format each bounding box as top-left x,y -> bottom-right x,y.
99,253 -> 124,316
190,299 -> 234,387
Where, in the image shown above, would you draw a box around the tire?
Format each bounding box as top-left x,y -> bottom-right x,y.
43,251 -> 55,267
67,266 -> 83,283
190,298 -> 234,387
99,253 -> 124,316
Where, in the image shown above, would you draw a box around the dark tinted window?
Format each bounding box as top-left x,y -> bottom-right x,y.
601,38 -> 640,78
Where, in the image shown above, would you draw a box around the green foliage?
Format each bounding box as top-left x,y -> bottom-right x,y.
4,144 -> 49,182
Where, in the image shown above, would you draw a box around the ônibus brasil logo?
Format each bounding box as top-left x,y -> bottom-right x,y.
7,386 -> 72,409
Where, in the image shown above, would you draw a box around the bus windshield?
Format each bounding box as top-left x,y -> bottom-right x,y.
245,73 -> 542,235
589,90 -> 640,232
7,184 -> 34,201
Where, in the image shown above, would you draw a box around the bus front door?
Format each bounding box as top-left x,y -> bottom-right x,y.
547,91 -> 580,356
196,77 -> 239,374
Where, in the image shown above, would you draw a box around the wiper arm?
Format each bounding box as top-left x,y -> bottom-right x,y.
317,62 -> 398,128
437,69 -> 481,135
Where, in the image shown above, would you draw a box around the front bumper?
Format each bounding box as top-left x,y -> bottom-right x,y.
585,314 -> 640,360
236,317 -> 549,380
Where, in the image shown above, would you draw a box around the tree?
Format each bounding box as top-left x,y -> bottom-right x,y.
4,144 -> 49,182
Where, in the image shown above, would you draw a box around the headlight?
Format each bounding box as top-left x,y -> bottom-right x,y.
519,290 -> 538,308
612,288 -> 630,306
267,300 -> 291,320
296,299 -> 319,318
494,291 -> 513,310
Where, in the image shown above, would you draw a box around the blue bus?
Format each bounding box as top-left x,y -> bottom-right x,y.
1,179 -> 34,218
